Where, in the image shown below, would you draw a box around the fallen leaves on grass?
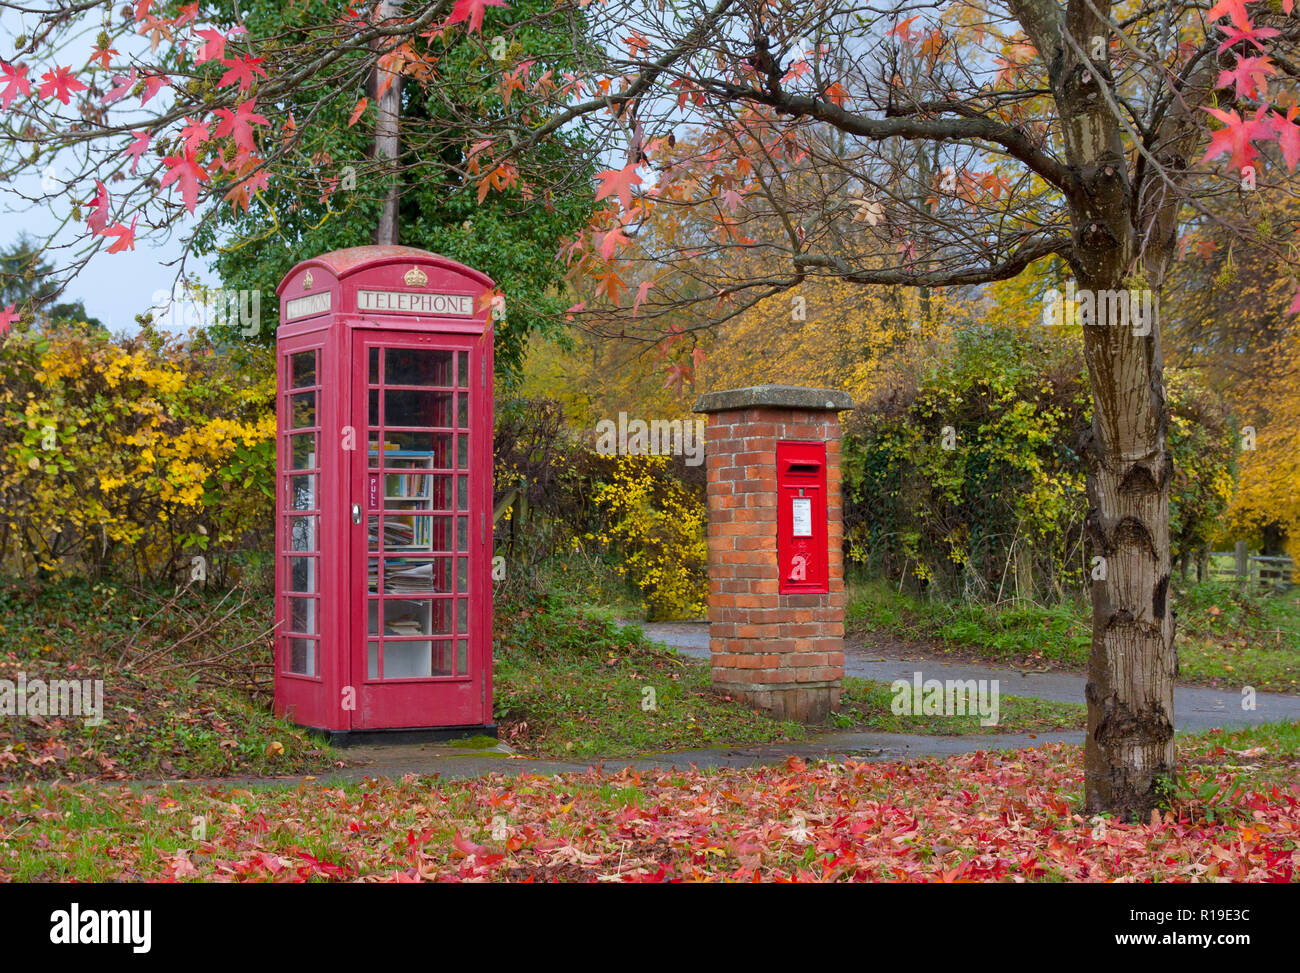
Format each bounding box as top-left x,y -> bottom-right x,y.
2,744 -> 1296,882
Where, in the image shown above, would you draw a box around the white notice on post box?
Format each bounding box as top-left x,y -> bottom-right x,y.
791,497 -> 812,537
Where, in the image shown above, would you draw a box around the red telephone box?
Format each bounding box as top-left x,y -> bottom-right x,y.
776,441 -> 828,594
273,246 -> 495,742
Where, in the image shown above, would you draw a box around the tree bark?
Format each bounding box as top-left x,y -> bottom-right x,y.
1011,0 -> 1185,815
373,0 -> 401,245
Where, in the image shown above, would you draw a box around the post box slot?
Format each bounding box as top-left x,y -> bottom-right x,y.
783,461 -> 821,475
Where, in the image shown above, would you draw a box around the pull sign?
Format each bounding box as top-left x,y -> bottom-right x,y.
368,474 -> 380,510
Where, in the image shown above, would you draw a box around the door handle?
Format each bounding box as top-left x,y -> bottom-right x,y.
352,503 -> 362,525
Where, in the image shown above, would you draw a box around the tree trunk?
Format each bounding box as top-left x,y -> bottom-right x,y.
1011,0 -> 1187,815
373,0 -> 401,245
1079,308 -> 1176,815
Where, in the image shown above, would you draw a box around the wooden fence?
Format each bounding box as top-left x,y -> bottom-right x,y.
1205,542 -> 1294,591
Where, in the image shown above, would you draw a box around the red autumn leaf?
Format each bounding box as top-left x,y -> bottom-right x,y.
1205,0 -> 1251,23
599,226 -> 628,261
1201,106 -> 1269,172
889,15 -> 921,43
86,180 -> 109,234
633,279 -> 654,316
122,130 -> 151,174
89,43 -> 120,70
103,68 -> 137,104
348,97 -> 368,128
594,268 -> 626,305
0,304 -> 18,337
823,82 -> 849,106
1,61 -> 31,111
104,216 -> 138,253
1216,55 -> 1275,100
160,149 -> 210,213
194,27 -> 227,65
179,116 -> 211,154
218,55 -> 267,92
213,100 -> 269,152
1268,106 -> 1300,171
663,360 -> 689,393
594,163 -> 642,213
446,0 -> 509,35
1216,15 -> 1278,54
140,73 -> 170,105
225,158 -> 269,214
38,65 -> 87,105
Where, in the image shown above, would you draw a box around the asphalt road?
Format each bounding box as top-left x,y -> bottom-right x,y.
634,621 -> 1300,732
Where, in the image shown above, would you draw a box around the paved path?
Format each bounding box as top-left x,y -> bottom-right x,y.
96,730 -> 1084,790
632,621 -> 1300,732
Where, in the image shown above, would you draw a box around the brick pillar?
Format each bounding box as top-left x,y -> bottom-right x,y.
693,385 -> 853,723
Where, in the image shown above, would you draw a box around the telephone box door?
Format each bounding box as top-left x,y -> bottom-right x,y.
349,329 -> 487,729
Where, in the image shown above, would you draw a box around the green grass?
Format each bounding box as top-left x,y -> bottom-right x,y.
1170,579 -> 1300,691
0,578 -> 333,781
835,677 -> 1086,735
494,595 -> 1087,755
493,595 -> 805,756
1177,719 -> 1300,786
846,577 -> 1300,693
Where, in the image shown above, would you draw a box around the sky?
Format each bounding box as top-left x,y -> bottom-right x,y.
1,4 -> 218,335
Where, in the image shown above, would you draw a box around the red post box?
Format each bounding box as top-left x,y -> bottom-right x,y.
273,246 -> 495,742
776,440 -> 828,594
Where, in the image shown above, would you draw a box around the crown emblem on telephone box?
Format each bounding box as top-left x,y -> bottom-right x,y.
404,266 -> 429,287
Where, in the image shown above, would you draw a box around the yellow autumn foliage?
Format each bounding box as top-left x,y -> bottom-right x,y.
0,320 -> 275,582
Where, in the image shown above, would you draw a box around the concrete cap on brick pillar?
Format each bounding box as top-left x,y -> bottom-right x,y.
694,385 -> 854,413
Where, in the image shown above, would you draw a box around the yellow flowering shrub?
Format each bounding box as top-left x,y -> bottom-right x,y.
0,320 -> 274,582
591,455 -> 707,619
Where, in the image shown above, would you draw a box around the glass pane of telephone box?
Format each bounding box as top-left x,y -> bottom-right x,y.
289,433 -> 316,470
288,557 -> 316,593
383,641 -> 433,679
386,348 -> 453,386
369,599 -> 435,636
383,557 -> 451,594
289,637 -> 316,676
291,350 -> 316,389
289,474 -> 316,511
433,641 -> 455,676
385,390 -> 453,428
289,392 -> 316,429
289,516 -> 317,552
